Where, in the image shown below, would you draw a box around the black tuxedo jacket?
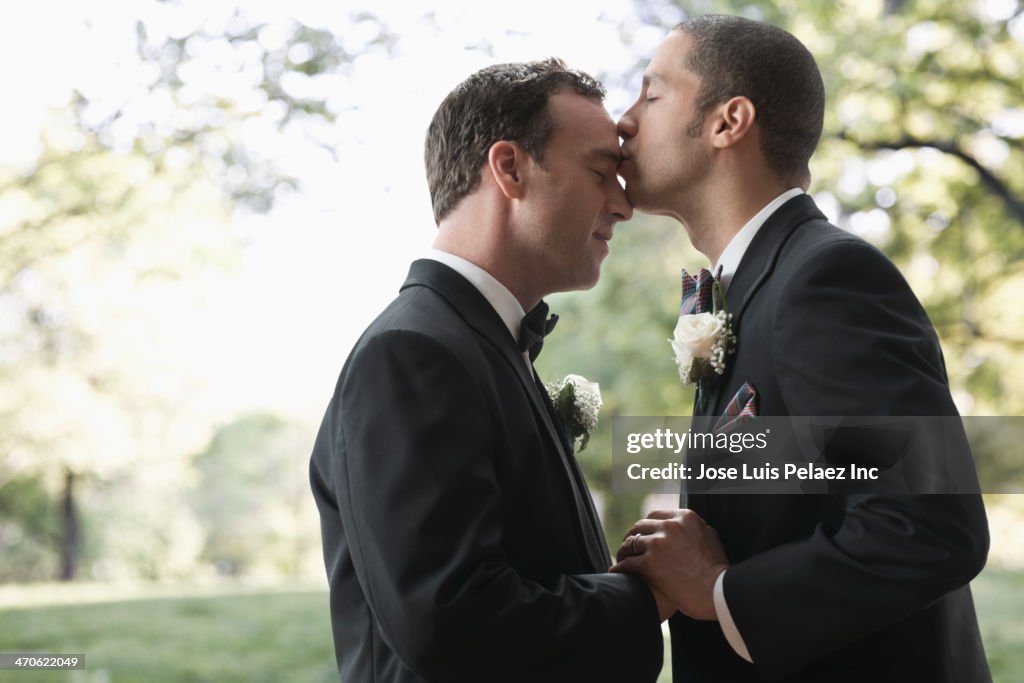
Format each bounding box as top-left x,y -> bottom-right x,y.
310,259 -> 663,682
670,195 -> 991,682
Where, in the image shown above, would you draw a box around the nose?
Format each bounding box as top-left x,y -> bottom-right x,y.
607,182 -> 633,222
617,106 -> 638,142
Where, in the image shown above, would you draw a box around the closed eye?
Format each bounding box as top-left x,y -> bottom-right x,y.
592,170 -> 607,182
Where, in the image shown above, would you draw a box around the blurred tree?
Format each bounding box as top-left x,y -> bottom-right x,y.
0,5 -> 394,580
188,413 -> 317,577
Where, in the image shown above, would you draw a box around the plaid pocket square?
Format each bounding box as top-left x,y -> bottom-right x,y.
714,382 -> 758,433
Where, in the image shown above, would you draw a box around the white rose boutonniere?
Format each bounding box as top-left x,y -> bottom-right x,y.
670,267 -> 737,411
670,310 -> 735,386
546,374 -> 602,451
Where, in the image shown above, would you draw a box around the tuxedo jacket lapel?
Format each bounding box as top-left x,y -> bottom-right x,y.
702,195 -> 827,416
401,260 -> 567,456
402,259 -> 610,568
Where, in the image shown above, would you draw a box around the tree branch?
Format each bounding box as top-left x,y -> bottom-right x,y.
933,319 -> 1024,349
837,132 -> 1024,226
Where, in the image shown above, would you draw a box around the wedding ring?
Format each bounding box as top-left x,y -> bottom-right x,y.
630,533 -> 641,556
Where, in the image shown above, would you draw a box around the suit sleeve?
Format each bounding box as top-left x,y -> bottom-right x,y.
330,329 -> 662,682
723,239 -> 989,680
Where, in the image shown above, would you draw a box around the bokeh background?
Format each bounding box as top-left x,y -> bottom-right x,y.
1,0 -> 1022,681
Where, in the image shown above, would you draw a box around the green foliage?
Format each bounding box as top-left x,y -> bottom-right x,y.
971,569 -> 1024,679
969,423 -> 1024,492
0,475 -> 60,582
189,413 -> 317,577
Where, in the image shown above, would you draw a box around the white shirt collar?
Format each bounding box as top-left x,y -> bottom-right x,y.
714,188 -> 804,292
424,249 -> 526,345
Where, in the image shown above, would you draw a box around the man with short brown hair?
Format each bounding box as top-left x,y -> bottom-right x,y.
311,58 -> 667,682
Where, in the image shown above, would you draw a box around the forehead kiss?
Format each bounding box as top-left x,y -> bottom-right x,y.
548,92 -> 625,171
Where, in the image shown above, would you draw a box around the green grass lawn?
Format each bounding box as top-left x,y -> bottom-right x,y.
0,570 -> 1020,682
971,569 -> 1024,680
0,583 -> 338,682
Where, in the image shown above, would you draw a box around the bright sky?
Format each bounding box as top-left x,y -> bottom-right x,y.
0,0 -> 678,430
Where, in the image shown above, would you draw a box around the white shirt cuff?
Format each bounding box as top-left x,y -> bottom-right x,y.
713,568 -> 753,663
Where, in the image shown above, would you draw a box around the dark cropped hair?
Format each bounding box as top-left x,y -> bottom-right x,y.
675,15 -> 825,185
425,58 -> 605,224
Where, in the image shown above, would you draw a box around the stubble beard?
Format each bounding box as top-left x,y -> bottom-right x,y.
625,174 -> 677,216
623,176 -> 659,214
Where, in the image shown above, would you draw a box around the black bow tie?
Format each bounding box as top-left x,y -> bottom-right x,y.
519,301 -> 559,362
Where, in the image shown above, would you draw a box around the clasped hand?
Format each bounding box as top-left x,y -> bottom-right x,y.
610,509 -> 729,622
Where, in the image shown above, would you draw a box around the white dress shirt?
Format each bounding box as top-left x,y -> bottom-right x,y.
424,249 -> 532,369
713,188 -> 804,291
709,187 -> 803,664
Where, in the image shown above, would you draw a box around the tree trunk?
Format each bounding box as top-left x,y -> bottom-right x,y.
59,468 -> 79,581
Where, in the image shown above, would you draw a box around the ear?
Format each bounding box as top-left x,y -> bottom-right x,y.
487,140 -> 527,200
709,96 -> 756,150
